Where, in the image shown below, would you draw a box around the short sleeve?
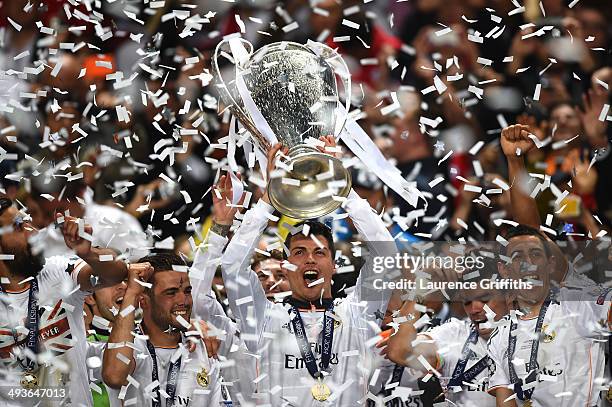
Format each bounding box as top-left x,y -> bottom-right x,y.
564,300 -> 611,338
560,287 -> 612,338
424,318 -> 463,345
132,337 -> 151,371
486,327 -> 511,394
38,255 -> 78,288
86,341 -> 106,379
420,318 -> 465,373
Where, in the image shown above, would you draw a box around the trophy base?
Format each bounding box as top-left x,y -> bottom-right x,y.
268,152 -> 352,219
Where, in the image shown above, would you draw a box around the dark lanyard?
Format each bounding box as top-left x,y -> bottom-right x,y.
382,364 -> 405,397
448,327 -> 491,387
508,298 -> 551,401
289,305 -> 335,380
1,279 -> 39,372
145,340 -> 182,407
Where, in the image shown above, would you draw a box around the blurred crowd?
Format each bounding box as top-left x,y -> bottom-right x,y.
0,0 -> 610,250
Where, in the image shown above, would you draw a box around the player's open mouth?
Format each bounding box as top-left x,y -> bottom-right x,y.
522,274 -> 540,281
303,270 -> 320,285
172,310 -> 188,316
115,296 -> 124,306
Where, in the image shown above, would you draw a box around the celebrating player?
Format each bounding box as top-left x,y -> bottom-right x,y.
102,254 -> 223,406
220,139 -> 399,405
0,196 -> 131,406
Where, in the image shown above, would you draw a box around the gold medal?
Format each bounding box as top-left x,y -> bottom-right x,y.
196,367 -> 209,388
523,399 -> 533,407
311,381 -> 331,401
20,372 -> 38,389
606,386 -> 612,402
541,324 -> 556,343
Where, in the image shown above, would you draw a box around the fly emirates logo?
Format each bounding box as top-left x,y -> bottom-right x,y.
284,341 -> 340,369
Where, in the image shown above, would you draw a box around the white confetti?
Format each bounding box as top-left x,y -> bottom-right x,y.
341,19 -> 360,29
7,17 -> 22,32
533,83 -> 541,101
282,21 -> 299,33
598,104 -> 610,122
180,190 -> 192,204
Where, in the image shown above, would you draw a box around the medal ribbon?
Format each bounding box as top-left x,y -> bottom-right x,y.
23,278 -> 39,372
145,340 -> 182,407
1,278 -> 40,372
507,297 -> 551,401
448,327 -> 490,387
289,305 -> 335,380
382,364 -> 405,397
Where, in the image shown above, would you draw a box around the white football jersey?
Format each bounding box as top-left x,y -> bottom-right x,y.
423,318 -> 496,407
118,337 -> 221,407
0,256 -> 92,407
190,230 -> 257,405
86,340 -> 122,407
488,288 -> 611,407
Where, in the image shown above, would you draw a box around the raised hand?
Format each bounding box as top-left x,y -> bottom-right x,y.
186,319 -> 221,358
316,135 -> 342,159
578,86 -> 609,148
263,143 -> 289,203
125,262 -> 154,295
212,172 -> 245,226
57,213 -> 93,258
572,149 -> 598,195
500,124 -> 536,159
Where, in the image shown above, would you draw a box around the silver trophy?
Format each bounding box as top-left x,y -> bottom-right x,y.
212,38 -> 352,219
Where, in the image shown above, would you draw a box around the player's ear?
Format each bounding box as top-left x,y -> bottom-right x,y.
138,293 -> 150,310
84,294 -> 96,306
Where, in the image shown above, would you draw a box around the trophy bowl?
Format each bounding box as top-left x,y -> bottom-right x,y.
213,40 -> 352,219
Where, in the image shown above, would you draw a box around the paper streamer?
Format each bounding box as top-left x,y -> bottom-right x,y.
229,169 -> 244,205
227,116 -> 239,172
228,38 -> 279,146
306,40 -> 352,138
340,112 -> 423,209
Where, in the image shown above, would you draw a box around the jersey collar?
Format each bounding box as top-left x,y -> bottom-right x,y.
284,296 -> 333,311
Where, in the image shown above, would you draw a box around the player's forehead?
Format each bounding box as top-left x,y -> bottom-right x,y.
153,271 -> 191,289
507,235 -> 545,253
259,259 -> 282,270
94,285 -> 116,298
289,234 -> 330,251
460,288 -> 497,303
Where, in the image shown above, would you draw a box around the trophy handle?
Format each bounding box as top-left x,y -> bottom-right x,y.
212,38 -> 272,153
305,41 -> 352,139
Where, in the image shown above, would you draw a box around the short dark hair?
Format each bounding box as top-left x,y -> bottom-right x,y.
502,224 -> 551,257
285,221 -> 335,259
137,252 -> 188,288
252,249 -> 283,271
